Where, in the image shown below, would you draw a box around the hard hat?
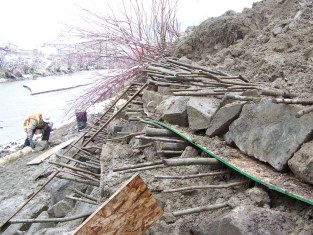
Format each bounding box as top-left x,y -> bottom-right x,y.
42,114 -> 51,122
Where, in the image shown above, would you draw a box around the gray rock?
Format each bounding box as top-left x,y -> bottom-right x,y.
193,205 -> 294,235
48,200 -> 73,218
206,102 -> 244,137
245,187 -> 271,207
156,96 -> 189,126
157,86 -> 172,95
226,98 -> 313,171
142,90 -> 165,114
187,97 -> 220,130
180,146 -> 199,158
288,141 -> 313,185
272,25 -> 283,36
48,179 -> 71,205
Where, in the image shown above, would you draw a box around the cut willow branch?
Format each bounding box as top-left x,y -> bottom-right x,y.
9,213 -> 91,224
163,180 -> 250,193
272,98 -> 313,105
113,160 -> 163,172
163,158 -> 221,167
173,202 -> 229,216
296,105 -> 313,118
66,195 -> 98,205
155,170 -> 231,179
57,175 -> 99,187
105,132 -> 144,142
226,94 -> 260,101
72,188 -> 98,202
135,136 -> 186,143
49,161 -> 100,178
121,165 -> 165,173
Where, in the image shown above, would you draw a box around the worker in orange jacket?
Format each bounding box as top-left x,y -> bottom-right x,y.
23,112 -> 53,149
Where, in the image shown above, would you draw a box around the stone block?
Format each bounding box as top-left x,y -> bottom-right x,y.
226,98 -> 313,171
288,141 -> 313,185
187,97 -> 220,130
206,102 -> 244,137
156,96 -> 189,126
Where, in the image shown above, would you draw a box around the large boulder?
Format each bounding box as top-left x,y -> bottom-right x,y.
155,96 -> 189,126
187,97 -> 220,130
288,141 -> 313,185
206,102 -> 244,137
142,90 -> 165,114
226,98 -> 313,171
192,205 -> 295,235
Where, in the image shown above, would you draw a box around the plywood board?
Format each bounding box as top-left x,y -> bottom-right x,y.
27,138 -> 75,165
73,173 -> 163,235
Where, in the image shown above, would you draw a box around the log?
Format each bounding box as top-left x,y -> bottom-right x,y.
113,160 -> 163,172
136,136 -> 186,143
145,127 -> 176,137
9,213 -> 91,224
272,98 -> 313,105
296,105 -> 313,118
155,170 -> 230,179
173,202 -> 228,216
163,158 -> 221,167
155,141 -> 187,151
163,180 -> 250,193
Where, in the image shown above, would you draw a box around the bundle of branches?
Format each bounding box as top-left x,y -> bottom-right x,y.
65,0 -> 181,111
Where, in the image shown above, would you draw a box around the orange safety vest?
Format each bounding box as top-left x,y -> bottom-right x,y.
24,112 -> 42,131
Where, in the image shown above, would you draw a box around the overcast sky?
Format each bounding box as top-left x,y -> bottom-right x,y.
0,0 -> 260,49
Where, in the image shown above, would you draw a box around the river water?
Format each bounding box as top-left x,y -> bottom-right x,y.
0,70 -> 108,147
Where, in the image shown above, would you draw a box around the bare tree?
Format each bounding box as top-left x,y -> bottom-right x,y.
64,0 -> 181,111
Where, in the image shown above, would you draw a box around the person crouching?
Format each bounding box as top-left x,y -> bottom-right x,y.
23,112 -> 53,150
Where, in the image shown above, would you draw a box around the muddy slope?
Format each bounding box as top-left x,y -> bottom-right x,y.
173,0 -> 313,93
